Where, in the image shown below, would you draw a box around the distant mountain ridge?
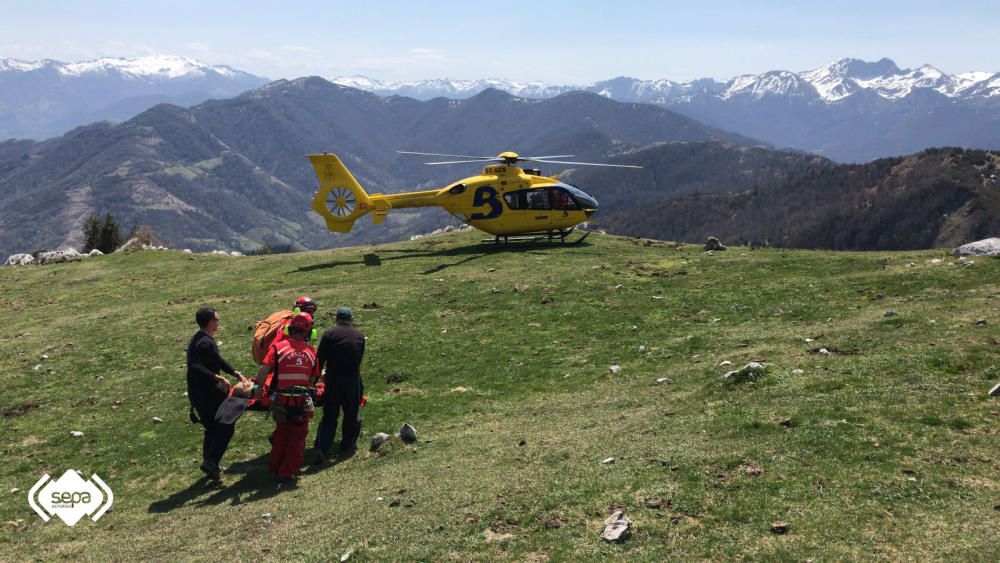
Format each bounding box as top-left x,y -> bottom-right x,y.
0,54 -> 268,140
334,57 -> 1000,104
594,146 -> 1000,250
334,58 -> 1000,162
0,79 -> 758,257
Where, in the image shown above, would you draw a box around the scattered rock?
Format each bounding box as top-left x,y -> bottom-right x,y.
10,488 -> 20,494
792,369 -> 804,374
182,249 -> 193,254
723,362 -> 766,383
988,382 -> 1000,397
485,267 -> 496,273
385,374 -> 407,384
609,364 -> 622,374
644,498 -> 666,509
491,287 -> 501,294
38,249 -> 82,265
70,431 -> 84,437
638,345 -> 646,352
261,513 -> 272,521
602,457 -> 615,465
87,249 -> 103,257
370,433 -> 391,451
704,236 -> 726,251
518,439 -> 527,447
780,418 -> 794,428
740,459 -> 764,476
804,338 -> 815,343
884,310 -> 897,318
513,283 -> 530,292
818,348 -> 831,356
655,377 -> 670,385
771,521 -> 789,534
151,416 -> 163,423
601,510 -> 632,542
953,237 -> 1000,257
398,424 -> 417,443
340,549 -> 353,562
230,251 -> 244,257
4,253 -> 34,266
975,319 -> 987,326
930,258 -> 943,264
719,360 -> 734,367
362,302 -> 380,310
450,386 -> 470,393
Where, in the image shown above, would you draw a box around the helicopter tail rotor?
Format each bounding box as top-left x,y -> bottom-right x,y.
309,154 -> 382,233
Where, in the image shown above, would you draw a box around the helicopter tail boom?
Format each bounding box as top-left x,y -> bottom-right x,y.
309,154 -> 381,233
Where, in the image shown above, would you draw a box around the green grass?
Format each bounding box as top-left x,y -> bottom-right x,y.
1,232 -> 999,560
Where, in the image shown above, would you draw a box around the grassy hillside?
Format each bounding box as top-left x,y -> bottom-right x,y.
1,231 -> 998,560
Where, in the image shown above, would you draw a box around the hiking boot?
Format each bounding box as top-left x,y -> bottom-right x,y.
990,382 -> 1000,397
200,461 -> 221,481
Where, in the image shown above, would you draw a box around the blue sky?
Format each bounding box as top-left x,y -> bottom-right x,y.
2,1 -> 997,82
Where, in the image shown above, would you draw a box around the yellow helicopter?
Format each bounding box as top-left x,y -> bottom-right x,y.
308,151 -> 640,243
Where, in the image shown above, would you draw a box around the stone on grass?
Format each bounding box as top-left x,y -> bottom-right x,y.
151,416 -> 163,423
953,237 -> 1000,257
655,377 -> 670,385
38,249 -> 82,264
704,236 -> 726,251
70,431 -> 84,437
989,382 -> 1000,397
723,362 -> 766,383
602,457 -> 615,464
771,521 -> 789,534
601,510 -> 632,542
884,310 -> 897,318
975,319 -> 987,326
370,432 -> 391,451
4,253 -> 34,266
792,369 -> 804,375
818,348 -> 831,356
609,364 -> 621,374
398,424 -> 417,443
87,249 -> 103,257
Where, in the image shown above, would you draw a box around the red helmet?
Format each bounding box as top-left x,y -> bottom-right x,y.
295,296 -> 317,313
289,312 -> 313,332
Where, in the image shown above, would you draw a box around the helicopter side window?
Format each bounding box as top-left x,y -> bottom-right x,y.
550,188 -> 579,210
504,190 -> 526,210
527,188 -> 550,210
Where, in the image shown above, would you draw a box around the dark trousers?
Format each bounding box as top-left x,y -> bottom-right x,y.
192,389 -> 234,467
314,376 -> 361,452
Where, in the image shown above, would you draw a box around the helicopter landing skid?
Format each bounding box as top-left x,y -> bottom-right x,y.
481,228 -> 590,245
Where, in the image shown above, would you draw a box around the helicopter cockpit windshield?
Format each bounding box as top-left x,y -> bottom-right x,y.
558,183 -> 599,210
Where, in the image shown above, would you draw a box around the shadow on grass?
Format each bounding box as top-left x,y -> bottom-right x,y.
147,452 -> 293,512
294,240 -> 590,275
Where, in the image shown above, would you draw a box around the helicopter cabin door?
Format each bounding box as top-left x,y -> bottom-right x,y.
503,187 -> 552,232
502,186 -> 580,233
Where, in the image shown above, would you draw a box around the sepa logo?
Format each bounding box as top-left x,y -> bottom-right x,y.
28,470 -> 113,526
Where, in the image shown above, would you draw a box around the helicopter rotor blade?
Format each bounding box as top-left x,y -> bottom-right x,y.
520,155 -> 576,160
424,158 -> 504,165
397,151 -> 496,160
529,159 -> 643,169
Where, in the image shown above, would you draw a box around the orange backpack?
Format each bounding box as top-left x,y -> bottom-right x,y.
251,310 -> 294,365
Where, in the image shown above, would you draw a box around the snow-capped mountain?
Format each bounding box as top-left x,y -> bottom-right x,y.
333,58 -> 1000,162
333,58 -> 1000,104
0,54 -> 252,81
0,55 -> 268,140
